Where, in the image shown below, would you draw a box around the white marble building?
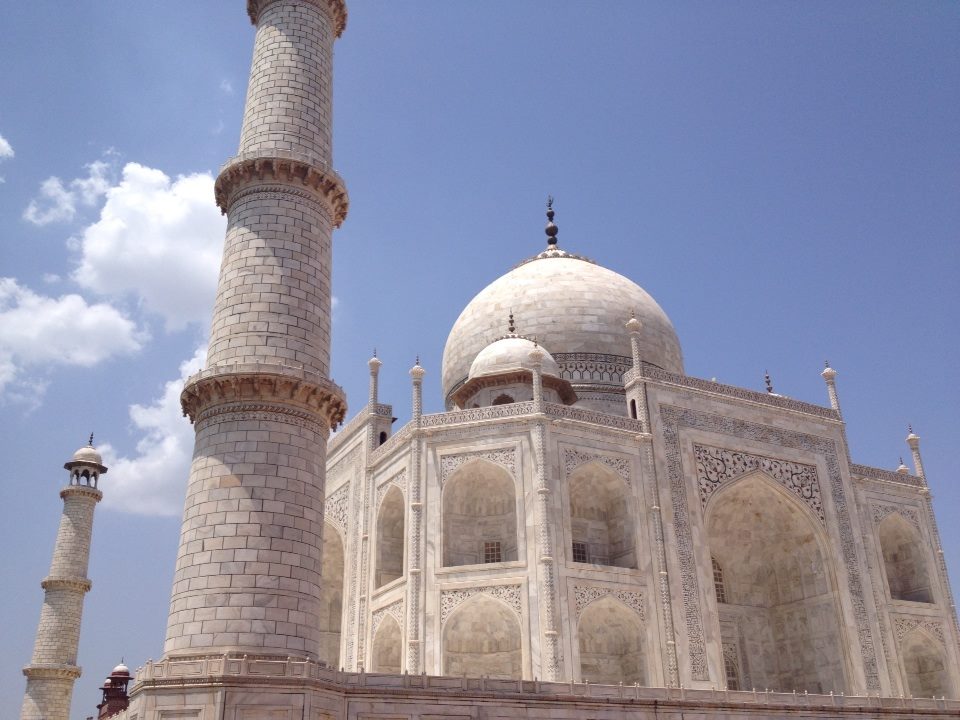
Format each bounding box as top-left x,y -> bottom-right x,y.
318,210 -> 959,699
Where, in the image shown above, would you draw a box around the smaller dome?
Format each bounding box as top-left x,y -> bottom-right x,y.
71,445 -> 103,466
111,663 -> 130,675
469,337 -> 560,380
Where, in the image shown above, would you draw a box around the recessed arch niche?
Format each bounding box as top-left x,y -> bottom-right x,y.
318,521 -> 344,668
442,460 -> 518,567
568,462 -> 636,568
706,472 -> 846,694
879,514 -> 933,603
577,596 -> 647,684
375,485 -> 405,588
442,594 -> 522,679
901,628 -> 951,698
370,614 -> 402,674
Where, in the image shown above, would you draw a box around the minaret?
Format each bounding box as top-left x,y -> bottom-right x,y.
21,439 -> 105,720
169,0 -> 348,661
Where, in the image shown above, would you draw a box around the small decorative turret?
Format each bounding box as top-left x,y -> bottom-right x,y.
410,357 -> 425,423
897,457 -> 910,475
528,342 -> 546,412
368,349 -> 382,408
21,439 -> 105,720
821,360 -> 842,415
96,663 -> 132,720
626,312 -> 643,372
906,424 -> 926,482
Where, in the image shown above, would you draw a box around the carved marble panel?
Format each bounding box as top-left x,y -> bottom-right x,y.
440,584 -> 522,625
893,615 -> 945,645
371,599 -> 404,635
872,503 -> 921,531
564,449 -> 632,488
440,447 -> 518,486
573,585 -> 645,622
375,470 -> 407,509
694,443 -> 824,525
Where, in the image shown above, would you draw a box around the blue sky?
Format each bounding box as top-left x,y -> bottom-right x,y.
1,2 -> 958,717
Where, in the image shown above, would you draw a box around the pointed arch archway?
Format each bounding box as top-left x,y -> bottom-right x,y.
577,595 -> 647,684
371,614 -> 402,674
901,627 -> 951,698
568,462 -> 636,568
375,485 -> 405,588
319,521 -> 345,668
442,593 -> 522,678
705,471 -> 846,694
879,514 -> 933,603
442,460 -> 518,567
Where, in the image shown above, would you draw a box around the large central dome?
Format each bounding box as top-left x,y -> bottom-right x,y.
442,229 -> 684,413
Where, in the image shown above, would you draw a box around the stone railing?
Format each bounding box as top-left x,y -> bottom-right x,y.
640,364 -> 841,421
132,656 -> 959,713
852,463 -> 924,488
544,402 -> 646,433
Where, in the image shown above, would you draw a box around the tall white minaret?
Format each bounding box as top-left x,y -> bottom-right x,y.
20,439 -> 105,720
167,0 -> 349,661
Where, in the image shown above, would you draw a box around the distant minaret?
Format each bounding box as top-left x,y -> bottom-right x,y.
168,0 -> 349,660
20,439 -> 105,720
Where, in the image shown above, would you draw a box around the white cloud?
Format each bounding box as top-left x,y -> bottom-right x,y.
100,346 -> 206,516
23,160 -> 113,225
0,277 -> 145,399
73,162 -> 225,330
42,273 -> 61,284
0,133 -> 12,159
219,79 -> 234,94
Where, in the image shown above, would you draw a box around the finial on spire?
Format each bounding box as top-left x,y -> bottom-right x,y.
415,355 -> 420,366
908,423 -> 913,434
508,310 -> 516,335
373,347 -> 377,358
545,196 -> 558,246
88,432 -> 94,447
764,370 -> 774,394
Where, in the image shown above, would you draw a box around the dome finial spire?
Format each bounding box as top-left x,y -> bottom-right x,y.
508,310 -> 516,335
545,196 -> 558,246
764,370 -> 774,394
88,432 -> 94,447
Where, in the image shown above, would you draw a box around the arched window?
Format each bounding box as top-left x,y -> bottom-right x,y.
375,486 -> 404,588
443,461 -> 517,567
712,557 -> 726,604
492,393 -> 514,406
568,462 -> 636,569
902,628 -> 951,698
371,615 -> 402,674
707,474 -> 845,694
318,522 -> 345,668
629,399 -> 638,419
378,431 -> 388,446
577,596 -> 646,685
879,514 -> 933,603
443,595 -> 522,679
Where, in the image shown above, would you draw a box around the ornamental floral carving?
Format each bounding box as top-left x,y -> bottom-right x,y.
440,584 -> 522,625
371,599 -> 404,635
440,448 -> 517,486
893,616 -> 945,644
574,585 -> 644,622
564,449 -> 632,488
872,503 -> 921,530
324,483 -> 349,535
694,444 -> 824,525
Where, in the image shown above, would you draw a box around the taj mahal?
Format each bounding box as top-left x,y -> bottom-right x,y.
18,2 -> 960,719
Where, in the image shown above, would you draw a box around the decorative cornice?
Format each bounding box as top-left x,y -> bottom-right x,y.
641,363 -> 841,421
181,365 -> 347,428
247,0 -> 347,37
41,576 -> 92,593
215,153 -> 348,227
60,484 -> 102,502
852,463 -> 924,488
22,663 -> 82,680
